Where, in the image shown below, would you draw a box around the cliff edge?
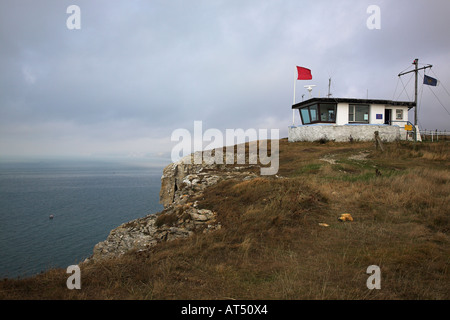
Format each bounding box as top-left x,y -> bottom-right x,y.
89,153 -> 259,262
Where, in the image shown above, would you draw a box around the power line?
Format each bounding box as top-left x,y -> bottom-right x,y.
423,68 -> 450,118
430,68 -> 450,98
392,76 -> 400,100
397,73 -> 414,101
426,85 -> 450,118
398,64 -> 414,75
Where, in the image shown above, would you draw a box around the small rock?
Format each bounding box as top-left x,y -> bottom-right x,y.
190,212 -> 208,221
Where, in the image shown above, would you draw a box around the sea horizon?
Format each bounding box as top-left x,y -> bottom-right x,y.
0,158 -> 169,279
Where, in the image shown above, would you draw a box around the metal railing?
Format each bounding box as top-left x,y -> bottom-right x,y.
420,129 -> 450,142
387,120 -> 418,142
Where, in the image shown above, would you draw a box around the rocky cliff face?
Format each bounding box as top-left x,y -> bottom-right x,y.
88,153 -> 259,262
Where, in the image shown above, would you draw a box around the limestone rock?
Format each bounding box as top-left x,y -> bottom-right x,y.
88,150 -> 261,263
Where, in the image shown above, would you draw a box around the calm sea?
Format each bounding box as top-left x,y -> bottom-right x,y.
0,160 -> 166,279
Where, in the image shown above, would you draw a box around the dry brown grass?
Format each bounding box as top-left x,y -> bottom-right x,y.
1,139 -> 449,300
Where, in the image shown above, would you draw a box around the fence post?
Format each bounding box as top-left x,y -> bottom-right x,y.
374,131 -> 384,152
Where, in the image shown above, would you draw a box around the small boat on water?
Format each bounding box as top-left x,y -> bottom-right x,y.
49,214 -> 54,219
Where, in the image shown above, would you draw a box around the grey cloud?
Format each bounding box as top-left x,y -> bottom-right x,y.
0,0 -> 449,159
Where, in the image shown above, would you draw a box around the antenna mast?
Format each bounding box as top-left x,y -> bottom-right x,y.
304,85 -> 316,98
327,78 -> 332,97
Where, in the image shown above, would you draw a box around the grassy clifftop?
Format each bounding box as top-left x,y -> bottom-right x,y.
1,139 -> 449,299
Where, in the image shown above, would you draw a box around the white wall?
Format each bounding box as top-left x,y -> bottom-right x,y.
337,102 -> 382,125
288,124 -> 408,142
370,104 -> 385,125
336,103 -> 348,125
337,103 -> 409,126
389,106 -> 409,126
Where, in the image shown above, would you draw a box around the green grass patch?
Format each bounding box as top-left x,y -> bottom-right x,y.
294,163 -> 323,175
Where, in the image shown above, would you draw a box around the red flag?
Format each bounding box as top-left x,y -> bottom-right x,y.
296,66 -> 312,80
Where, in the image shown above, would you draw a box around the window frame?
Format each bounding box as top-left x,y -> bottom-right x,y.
298,103 -> 337,125
348,104 -> 370,123
320,103 -> 337,122
300,108 -> 311,124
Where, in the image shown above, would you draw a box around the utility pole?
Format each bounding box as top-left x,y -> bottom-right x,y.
398,58 -> 432,140
414,59 -> 418,127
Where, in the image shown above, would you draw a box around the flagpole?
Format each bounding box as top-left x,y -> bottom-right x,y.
293,66 -> 296,126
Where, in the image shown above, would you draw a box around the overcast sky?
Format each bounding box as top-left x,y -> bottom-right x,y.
1,0 -> 449,163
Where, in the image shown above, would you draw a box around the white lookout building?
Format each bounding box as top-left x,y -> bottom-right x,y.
288,97 -> 418,142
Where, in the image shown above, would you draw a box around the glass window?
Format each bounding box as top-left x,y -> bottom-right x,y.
396,109 -> 403,120
300,103 -> 337,124
309,104 -> 318,122
349,104 -> 369,123
320,103 -> 336,122
300,108 -> 310,124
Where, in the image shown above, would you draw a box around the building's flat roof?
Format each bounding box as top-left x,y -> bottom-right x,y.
292,97 -> 416,109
